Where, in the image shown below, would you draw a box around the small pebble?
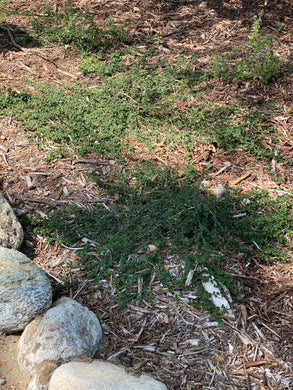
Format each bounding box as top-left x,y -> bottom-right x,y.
201,180 -> 211,188
213,183 -> 226,199
0,379 -> 6,386
147,244 -> 157,253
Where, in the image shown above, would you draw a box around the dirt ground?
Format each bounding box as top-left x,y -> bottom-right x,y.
0,0 -> 292,389
0,333 -> 30,389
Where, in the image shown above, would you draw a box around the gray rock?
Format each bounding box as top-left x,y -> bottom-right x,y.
18,297 -> 102,390
0,193 -> 23,249
0,247 -> 52,333
212,183 -> 227,199
49,360 -> 167,390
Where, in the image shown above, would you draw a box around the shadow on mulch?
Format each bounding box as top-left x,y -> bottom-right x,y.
0,24 -> 40,53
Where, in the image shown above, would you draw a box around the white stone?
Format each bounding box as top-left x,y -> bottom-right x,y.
0,193 -> 23,249
201,180 -> 211,188
0,247 -> 52,333
18,297 -> 102,390
147,244 -> 157,253
212,183 -> 227,199
49,360 -> 167,390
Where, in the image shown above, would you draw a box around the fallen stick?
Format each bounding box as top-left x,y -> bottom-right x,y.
237,360 -> 267,369
231,170 -> 253,186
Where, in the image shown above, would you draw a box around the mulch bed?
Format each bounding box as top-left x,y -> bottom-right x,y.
0,0 -> 292,388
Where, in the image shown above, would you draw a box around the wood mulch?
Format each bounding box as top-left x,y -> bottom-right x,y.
0,0 -> 292,389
